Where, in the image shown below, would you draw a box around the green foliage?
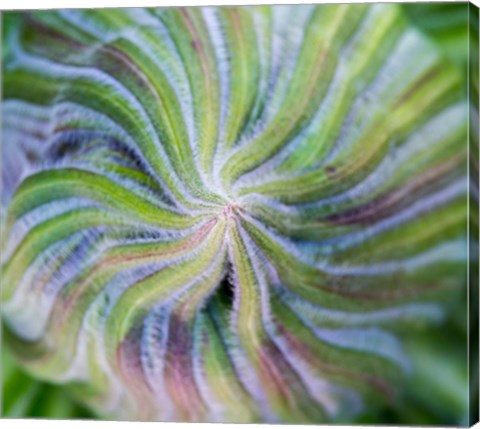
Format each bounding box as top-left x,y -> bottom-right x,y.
1,4 -> 472,423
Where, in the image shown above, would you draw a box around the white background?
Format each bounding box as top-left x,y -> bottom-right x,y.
1,0 -> 480,12
1,0 -> 479,428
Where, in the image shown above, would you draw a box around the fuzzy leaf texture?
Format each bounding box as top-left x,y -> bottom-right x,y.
1,4 -> 469,423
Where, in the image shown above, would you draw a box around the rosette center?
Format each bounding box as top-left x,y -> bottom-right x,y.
221,202 -> 237,220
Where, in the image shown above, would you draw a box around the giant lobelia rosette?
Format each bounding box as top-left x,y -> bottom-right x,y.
1,4 -> 469,423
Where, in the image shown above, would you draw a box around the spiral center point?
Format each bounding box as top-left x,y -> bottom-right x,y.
222,202 -> 237,219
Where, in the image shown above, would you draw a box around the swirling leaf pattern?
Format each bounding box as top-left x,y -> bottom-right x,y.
1,4 -> 468,423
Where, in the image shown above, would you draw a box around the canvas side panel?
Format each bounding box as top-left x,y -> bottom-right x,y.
469,2 -> 479,427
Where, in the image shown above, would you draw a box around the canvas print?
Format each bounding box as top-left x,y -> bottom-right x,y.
1,2 -> 479,425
